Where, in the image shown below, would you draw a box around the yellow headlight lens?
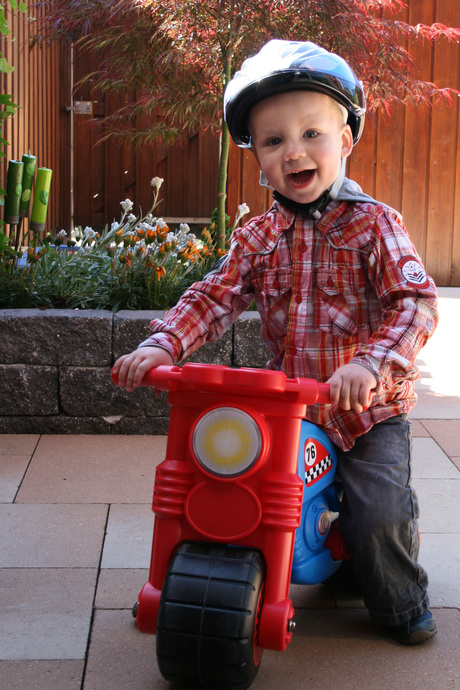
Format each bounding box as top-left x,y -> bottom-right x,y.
192,407 -> 262,477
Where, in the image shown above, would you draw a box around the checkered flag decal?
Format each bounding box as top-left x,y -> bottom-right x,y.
305,454 -> 332,485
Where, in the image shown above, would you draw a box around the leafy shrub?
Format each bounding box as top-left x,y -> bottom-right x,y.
0,179 -> 250,311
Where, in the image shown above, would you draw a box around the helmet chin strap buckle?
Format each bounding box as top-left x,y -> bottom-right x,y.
259,171 -> 273,189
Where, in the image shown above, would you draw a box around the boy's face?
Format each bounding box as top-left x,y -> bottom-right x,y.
249,91 -> 353,205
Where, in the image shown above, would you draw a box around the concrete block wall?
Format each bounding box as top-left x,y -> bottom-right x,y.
0,309 -> 270,434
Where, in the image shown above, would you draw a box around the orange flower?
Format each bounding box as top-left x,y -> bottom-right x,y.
156,225 -> 169,240
156,266 -> 166,280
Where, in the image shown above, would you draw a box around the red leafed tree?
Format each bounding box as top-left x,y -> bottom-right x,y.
38,0 -> 460,247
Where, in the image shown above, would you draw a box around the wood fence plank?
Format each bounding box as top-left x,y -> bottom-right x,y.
425,0 -> 459,285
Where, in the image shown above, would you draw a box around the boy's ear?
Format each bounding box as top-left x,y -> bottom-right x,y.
341,125 -> 354,158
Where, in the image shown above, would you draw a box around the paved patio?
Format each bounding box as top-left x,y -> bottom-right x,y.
1,288 -> 459,689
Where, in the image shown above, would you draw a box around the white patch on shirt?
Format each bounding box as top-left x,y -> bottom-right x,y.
397,256 -> 429,289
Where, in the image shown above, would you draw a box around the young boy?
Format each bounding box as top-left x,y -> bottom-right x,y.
113,40 -> 438,644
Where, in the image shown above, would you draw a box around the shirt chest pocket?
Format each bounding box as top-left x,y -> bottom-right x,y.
252,267 -> 292,339
316,267 -> 365,338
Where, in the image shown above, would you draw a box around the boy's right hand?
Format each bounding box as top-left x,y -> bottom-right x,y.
112,347 -> 174,392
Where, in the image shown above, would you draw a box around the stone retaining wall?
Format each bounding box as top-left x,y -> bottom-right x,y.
0,309 -> 270,434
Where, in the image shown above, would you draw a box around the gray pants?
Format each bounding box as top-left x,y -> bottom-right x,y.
335,415 -> 430,626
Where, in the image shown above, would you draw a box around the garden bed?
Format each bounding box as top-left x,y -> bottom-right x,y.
0,309 -> 270,434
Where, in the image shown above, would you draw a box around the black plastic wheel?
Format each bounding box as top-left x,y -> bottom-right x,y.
156,541 -> 266,689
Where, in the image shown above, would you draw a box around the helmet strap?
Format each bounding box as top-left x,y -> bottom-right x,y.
259,170 -> 273,189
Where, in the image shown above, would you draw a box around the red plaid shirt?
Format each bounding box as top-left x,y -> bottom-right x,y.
142,198 -> 438,450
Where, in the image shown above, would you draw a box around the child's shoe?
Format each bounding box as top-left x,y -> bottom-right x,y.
392,609 -> 437,645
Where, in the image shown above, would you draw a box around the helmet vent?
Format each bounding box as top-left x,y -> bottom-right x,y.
294,56 -> 339,72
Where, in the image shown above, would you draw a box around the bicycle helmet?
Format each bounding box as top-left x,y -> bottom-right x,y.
224,40 -> 366,147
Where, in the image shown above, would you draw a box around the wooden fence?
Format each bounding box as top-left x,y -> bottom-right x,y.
1,0 -> 459,285
1,4 -> 71,238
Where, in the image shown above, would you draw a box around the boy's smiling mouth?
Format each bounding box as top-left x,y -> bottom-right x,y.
288,169 -> 315,187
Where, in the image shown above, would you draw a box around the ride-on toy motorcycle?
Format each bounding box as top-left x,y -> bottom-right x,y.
112,362 -> 350,689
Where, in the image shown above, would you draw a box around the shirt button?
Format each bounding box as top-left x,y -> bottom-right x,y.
300,243 -> 307,252
295,295 -> 302,303
327,277 -> 334,288
273,280 -> 280,289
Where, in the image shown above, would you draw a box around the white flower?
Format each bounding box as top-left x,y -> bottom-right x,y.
111,221 -> 120,232
57,229 -> 67,238
139,221 -> 155,231
120,199 -> 133,213
83,226 -> 97,240
156,218 -> 168,229
128,213 -> 137,223
238,203 -> 250,217
151,176 -> 164,190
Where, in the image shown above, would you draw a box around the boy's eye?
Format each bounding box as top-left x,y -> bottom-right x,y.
266,137 -> 281,147
304,130 -> 318,139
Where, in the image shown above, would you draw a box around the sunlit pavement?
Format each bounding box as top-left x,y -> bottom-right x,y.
1,288 -> 459,689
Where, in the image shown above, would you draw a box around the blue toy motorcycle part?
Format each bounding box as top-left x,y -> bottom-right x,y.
291,421 -> 342,584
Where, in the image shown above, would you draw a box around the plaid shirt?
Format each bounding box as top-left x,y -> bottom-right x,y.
142,196 -> 438,451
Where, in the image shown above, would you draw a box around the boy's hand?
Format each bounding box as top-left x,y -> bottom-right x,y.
327,363 -> 377,413
112,347 -> 174,392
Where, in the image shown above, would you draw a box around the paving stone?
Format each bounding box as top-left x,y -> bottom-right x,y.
410,393 -> 460,419
0,454 -> 31,502
421,419 -> 460,458
413,478 -> 460,534
419,533 -> 460,608
249,608 -> 460,689
0,504 -> 107,568
101,504 -> 154,569
409,419 -> 430,437
15,435 -> 165,504
83,608 -> 460,690
0,434 -> 40,454
289,582 -> 336,610
95,569 -> 149,610
83,609 -> 162,689
0,660 -> 84,689
412,437 -> 460,478
0,569 -> 97,660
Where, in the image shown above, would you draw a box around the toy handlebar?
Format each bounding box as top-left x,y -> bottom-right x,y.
112,363 -> 330,405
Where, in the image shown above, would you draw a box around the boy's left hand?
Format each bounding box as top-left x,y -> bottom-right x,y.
327,363 -> 377,413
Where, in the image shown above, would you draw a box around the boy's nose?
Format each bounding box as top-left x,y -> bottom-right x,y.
284,140 -> 308,161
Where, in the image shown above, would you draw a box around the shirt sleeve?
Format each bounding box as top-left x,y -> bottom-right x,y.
350,209 -> 438,392
138,235 -> 255,362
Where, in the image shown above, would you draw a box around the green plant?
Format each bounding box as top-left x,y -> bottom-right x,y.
0,178 -> 250,311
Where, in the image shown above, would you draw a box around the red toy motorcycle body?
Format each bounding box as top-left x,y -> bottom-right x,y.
121,363 -> 347,689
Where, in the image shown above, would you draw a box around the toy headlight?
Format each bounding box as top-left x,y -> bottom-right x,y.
192,407 -> 263,478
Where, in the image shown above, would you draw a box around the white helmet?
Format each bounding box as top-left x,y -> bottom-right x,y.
224,40 -> 366,147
